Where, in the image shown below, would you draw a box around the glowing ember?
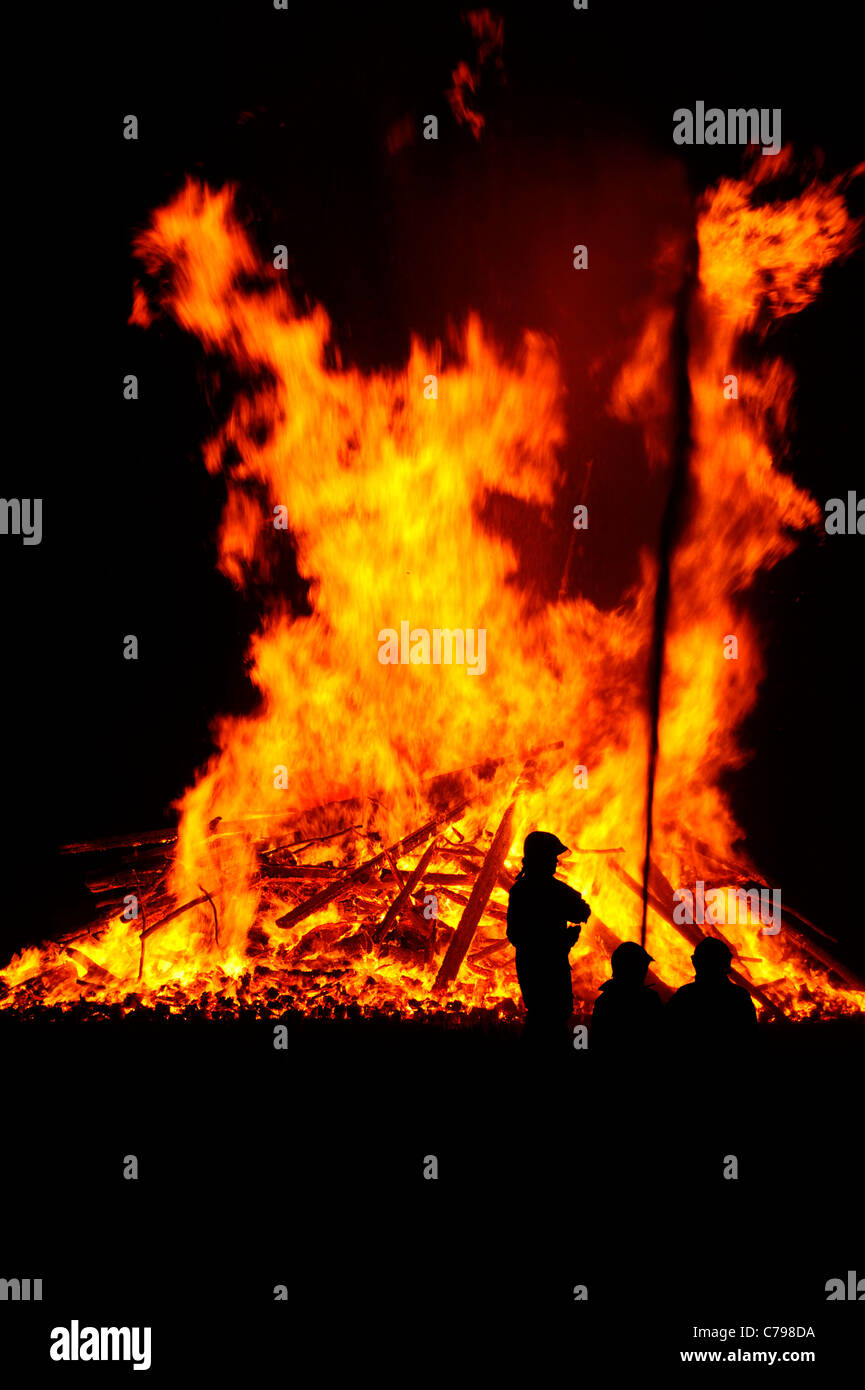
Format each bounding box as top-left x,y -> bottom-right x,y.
2,152 -> 863,1022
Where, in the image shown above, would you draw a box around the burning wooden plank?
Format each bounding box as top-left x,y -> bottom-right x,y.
433,800 -> 516,991
260,864 -> 348,879
259,823 -> 365,860
261,861 -> 475,885
140,892 -> 217,940
198,883 -> 221,948
434,886 -> 507,920
63,947 -> 119,988
61,827 -> 179,855
467,937 -> 510,963
274,796 -> 478,931
84,866 -> 165,892
375,835 -> 440,943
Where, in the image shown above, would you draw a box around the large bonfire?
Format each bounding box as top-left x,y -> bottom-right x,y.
3,149 -> 863,1021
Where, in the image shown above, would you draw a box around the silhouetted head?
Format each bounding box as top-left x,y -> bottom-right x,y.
610,941 -> 654,984
521,830 -> 569,877
692,936 -> 733,979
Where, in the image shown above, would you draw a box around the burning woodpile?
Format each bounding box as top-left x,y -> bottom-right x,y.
2,739 -> 862,1022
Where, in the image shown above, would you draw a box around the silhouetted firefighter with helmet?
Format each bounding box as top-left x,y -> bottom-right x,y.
666,935 -> 757,1054
506,831 -> 591,1052
590,940 -> 663,1061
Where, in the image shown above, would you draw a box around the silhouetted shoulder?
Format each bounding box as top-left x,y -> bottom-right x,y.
594,983 -> 663,1012
590,980 -> 663,1051
666,977 -> 758,1036
665,983 -> 696,1012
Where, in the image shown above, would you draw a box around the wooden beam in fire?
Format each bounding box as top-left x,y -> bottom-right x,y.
273,794 -> 480,932
139,892 -> 218,941
374,835 -> 440,943
260,864 -> 477,883
467,938 -> 510,963
434,886 -> 508,921
433,800 -> 517,992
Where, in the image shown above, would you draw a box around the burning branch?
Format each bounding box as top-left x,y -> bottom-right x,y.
375,835 -> 440,943
434,800 -> 516,991
274,795 -> 479,932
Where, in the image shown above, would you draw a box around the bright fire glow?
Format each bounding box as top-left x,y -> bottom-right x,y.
2,151 -> 862,1022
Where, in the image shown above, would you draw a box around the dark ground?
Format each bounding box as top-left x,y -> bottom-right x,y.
1,1014 -> 862,1376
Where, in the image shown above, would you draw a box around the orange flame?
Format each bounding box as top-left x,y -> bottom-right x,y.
2,152 -> 863,1022
446,9 -> 505,139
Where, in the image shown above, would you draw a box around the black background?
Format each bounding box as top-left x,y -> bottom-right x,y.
1,1 -> 862,1375
1,1017 -> 863,1376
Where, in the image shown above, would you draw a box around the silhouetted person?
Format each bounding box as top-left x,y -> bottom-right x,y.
665,937 -> 759,1173
591,941 -> 663,1060
666,937 -> 757,1055
507,831 -> 591,1054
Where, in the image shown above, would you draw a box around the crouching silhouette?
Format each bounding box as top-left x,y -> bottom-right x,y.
506,831 -> 591,1054
590,941 -> 663,1061
666,936 -> 757,1056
